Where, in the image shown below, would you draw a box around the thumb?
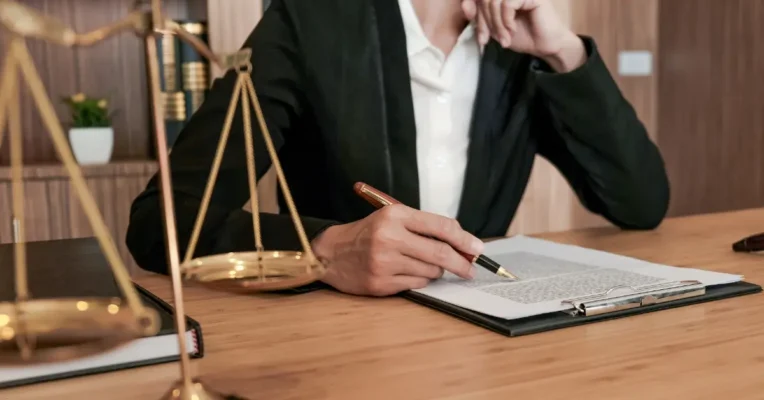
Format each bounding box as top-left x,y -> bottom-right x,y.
462,0 -> 477,20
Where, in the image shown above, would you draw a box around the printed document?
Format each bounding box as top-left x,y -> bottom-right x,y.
412,236 -> 743,320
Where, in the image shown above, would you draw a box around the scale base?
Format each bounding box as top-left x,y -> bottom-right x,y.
159,379 -> 246,400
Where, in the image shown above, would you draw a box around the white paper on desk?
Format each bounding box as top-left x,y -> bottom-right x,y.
412,235 -> 743,320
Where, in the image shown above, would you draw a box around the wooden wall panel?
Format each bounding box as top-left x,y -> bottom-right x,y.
46,178 -> 70,240
0,161 -> 157,274
0,0 -> 205,165
207,0 -> 262,79
658,0 -> 764,217
616,0 -> 659,141
509,0 -> 659,235
22,181 -> 51,242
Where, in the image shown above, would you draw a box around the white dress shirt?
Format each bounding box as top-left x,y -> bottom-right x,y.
397,0 -> 482,219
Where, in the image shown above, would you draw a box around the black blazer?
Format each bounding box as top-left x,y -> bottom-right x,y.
126,0 -> 670,274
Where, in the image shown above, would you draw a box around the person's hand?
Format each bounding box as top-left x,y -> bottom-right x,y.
311,204 -> 484,297
462,0 -> 586,72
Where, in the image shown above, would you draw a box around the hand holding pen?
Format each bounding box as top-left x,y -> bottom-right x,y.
310,185 -> 496,297
354,183 -> 517,280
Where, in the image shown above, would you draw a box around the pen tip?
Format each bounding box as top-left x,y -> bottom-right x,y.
496,267 -> 518,281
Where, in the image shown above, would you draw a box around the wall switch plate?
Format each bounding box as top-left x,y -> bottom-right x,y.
618,51 -> 653,76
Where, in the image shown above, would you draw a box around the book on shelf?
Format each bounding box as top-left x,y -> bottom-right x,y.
178,21 -> 209,121
0,238 -> 204,389
154,19 -> 210,148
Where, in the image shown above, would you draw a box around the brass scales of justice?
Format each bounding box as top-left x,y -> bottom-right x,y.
0,0 -> 325,399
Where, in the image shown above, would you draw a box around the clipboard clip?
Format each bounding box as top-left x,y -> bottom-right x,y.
560,280 -> 706,317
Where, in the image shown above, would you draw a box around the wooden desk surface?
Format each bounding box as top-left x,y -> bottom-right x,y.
6,208 -> 764,400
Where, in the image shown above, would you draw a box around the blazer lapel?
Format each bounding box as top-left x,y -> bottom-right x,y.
456,42 -> 516,233
370,0 -> 420,209
330,0 -> 412,213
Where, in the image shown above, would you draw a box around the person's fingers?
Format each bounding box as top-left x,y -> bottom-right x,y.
476,9 -> 490,45
403,211 -> 484,256
478,0 -> 494,36
372,206 -> 481,279
462,0 -> 478,20
399,233 -> 476,280
393,255 -> 444,280
501,0 -> 518,33
491,0 -> 511,47
510,0 -> 541,11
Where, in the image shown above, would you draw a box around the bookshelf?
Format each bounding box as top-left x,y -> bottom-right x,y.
0,0 -> 264,165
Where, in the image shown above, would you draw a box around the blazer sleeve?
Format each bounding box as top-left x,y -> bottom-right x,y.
532,36 -> 671,229
126,0 -> 337,275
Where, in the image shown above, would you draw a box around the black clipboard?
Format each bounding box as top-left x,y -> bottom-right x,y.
401,281 -> 762,337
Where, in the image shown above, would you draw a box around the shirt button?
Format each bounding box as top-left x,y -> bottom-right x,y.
437,93 -> 449,103
435,155 -> 447,167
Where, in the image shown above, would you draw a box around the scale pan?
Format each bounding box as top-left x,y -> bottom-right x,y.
181,251 -> 325,293
0,298 -> 159,365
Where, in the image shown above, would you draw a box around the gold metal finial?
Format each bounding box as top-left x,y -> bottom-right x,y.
220,49 -> 253,71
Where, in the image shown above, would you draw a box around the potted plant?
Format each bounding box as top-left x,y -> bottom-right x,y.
62,92 -> 114,165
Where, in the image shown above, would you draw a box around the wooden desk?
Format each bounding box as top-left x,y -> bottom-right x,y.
5,208 -> 764,400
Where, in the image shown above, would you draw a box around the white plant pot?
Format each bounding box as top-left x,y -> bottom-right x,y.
68,127 -> 114,165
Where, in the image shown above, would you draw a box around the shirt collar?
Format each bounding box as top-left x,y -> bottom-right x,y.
397,0 -> 429,57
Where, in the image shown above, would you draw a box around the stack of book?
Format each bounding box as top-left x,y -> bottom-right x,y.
155,20 -> 210,148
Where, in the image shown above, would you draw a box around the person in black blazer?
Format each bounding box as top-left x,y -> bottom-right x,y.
126,0 -> 670,296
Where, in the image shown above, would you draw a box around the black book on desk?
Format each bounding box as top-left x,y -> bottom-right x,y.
0,238 -> 203,389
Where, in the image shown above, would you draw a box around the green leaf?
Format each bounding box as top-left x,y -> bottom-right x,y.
61,93 -> 112,128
